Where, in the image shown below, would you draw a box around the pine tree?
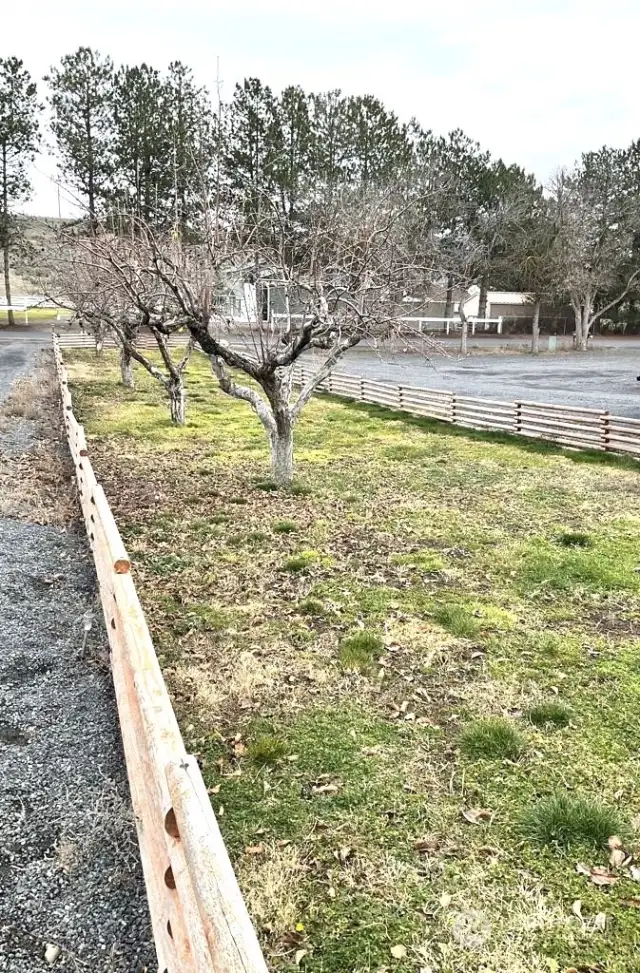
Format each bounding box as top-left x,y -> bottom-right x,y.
45,47 -> 113,225
0,57 -> 39,326
164,61 -> 214,232
111,63 -> 169,225
223,78 -> 279,220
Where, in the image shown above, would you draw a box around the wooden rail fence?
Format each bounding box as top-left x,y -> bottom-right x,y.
53,336 -> 268,973
292,365 -> 640,458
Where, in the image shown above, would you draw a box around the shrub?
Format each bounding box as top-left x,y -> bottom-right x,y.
522,792 -> 625,848
248,734 -> 288,766
339,630 -> 384,671
527,701 -> 572,728
459,718 -> 524,760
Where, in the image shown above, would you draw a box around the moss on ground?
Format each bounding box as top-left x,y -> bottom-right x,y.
67,351 -> 640,973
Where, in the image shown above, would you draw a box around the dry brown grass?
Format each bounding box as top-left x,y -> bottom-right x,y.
237,844 -> 306,938
0,355 -> 77,525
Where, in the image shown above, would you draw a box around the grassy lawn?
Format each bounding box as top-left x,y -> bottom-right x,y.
66,351 -> 640,973
0,307 -> 68,323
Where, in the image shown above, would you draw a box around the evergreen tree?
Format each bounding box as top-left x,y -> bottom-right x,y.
45,47 -> 113,224
111,63 -> 169,224
309,90 -> 350,191
223,78 -> 279,220
0,57 -> 39,326
342,94 -> 411,186
164,61 -> 214,232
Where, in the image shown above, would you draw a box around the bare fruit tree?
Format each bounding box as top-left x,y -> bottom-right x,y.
89,186 -> 436,485
550,151 -> 640,351
52,228 -> 194,423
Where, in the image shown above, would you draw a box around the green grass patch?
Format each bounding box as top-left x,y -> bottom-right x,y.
527,701 -> 573,728
522,792 -> 626,849
459,717 -> 525,760
338,630 -> 384,671
65,350 -> 640,973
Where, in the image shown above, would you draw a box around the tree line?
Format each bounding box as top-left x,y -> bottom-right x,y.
3,48 -> 640,482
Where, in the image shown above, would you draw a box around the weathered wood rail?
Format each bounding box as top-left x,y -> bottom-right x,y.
292,365 -> 640,458
53,336 -> 268,973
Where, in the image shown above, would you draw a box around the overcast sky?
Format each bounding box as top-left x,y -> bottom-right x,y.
2,0 -> 639,216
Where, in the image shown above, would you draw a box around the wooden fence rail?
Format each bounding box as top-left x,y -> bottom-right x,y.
292,365 -> 640,459
53,336 -> 268,973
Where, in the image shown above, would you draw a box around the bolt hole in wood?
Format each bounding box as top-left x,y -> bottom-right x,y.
167,920 -> 173,940
164,865 -> 176,889
164,808 -> 180,839
110,618 -> 116,629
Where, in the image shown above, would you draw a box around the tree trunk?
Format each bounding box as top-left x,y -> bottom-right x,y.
119,344 -> 135,388
443,274 -> 454,320
460,316 -> 468,355
270,416 -> 294,487
169,380 -> 185,425
531,300 -> 541,355
577,304 -> 591,352
477,277 -> 489,321
2,242 -> 13,328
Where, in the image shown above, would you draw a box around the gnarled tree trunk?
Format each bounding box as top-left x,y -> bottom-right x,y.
270,415 -> 294,486
169,380 -> 185,425
531,300 -> 541,355
119,344 -> 134,388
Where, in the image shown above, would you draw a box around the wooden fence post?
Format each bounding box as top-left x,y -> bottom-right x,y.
450,391 -> 457,424
360,378 -> 365,401
398,386 -> 404,410
600,411 -> 611,452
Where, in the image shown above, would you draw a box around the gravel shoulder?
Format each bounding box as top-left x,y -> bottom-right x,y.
0,352 -> 154,972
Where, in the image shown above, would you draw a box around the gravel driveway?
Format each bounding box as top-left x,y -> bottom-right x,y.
0,347 -> 154,971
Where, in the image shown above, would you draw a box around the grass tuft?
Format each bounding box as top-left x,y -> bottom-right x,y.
255,479 -> 279,492
527,701 -> 572,728
338,630 -> 384,671
298,597 -> 325,616
556,531 -> 593,548
432,602 -> 481,638
459,717 -> 524,760
522,792 -> 625,848
273,519 -> 298,534
282,550 -> 319,573
247,734 -> 288,766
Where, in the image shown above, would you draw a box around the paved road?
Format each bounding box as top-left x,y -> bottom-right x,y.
328,345 -> 640,418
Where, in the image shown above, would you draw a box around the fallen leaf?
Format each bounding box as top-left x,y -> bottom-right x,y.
571,900 -> 582,919
414,838 -> 440,854
461,808 -> 492,825
621,898 -> 640,908
607,835 -> 623,850
590,871 -> 617,888
575,862 -> 591,877
327,886 -> 336,899
630,866 -> 640,882
390,945 -> 407,960
439,892 -> 452,908
593,912 -> 607,931
207,784 -> 221,795
295,949 -> 308,966
312,783 -> 339,796
609,849 -> 626,868
337,845 -> 353,863
244,844 -> 265,856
